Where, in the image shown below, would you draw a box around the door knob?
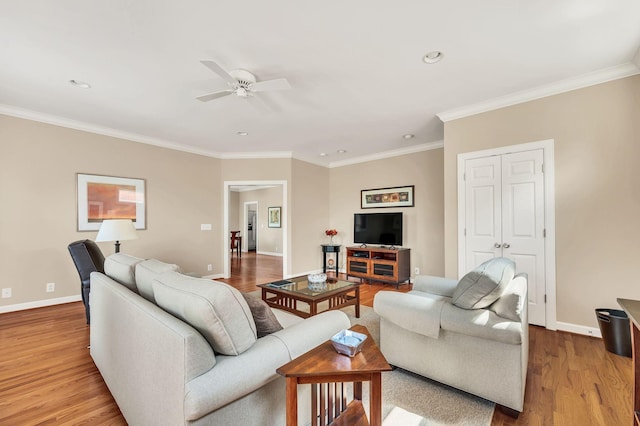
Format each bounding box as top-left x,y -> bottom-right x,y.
494,243 -> 501,248
503,243 -> 511,248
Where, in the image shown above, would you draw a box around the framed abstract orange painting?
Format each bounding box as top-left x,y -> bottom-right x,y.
77,173 -> 146,231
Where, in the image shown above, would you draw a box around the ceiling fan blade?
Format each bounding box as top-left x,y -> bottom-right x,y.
200,60 -> 237,86
196,90 -> 233,102
251,78 -> 291,92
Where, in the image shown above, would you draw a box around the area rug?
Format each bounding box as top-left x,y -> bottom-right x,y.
344,306 -> 494,426
247,291 -> 495,425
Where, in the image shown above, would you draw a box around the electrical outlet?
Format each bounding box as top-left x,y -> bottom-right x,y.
46,282 -> 55,293
1,288 -> 11,298
207,264 -> 213,271
414,267 -> 420,275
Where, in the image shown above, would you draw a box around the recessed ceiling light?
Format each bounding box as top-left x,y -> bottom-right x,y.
237,131 -> 248,136
422,51 -> 443,64
69,79 -> 91,89
337,149 -> 347,154
319,152 -> 328,157
403,134 -> 415,140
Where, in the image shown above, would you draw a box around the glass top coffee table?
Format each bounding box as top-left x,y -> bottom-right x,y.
257,276 -> 360,318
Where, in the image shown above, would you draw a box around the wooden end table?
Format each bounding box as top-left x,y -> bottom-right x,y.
257,276 -> 360,318
276,324 -> 391,426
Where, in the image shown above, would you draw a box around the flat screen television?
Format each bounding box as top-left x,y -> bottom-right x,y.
353,212 -> 403,246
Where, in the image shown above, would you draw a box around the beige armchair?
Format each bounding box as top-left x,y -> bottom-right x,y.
373,258 -> 528,416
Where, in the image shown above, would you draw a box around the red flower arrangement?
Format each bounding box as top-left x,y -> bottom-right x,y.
325,229 -> 338,237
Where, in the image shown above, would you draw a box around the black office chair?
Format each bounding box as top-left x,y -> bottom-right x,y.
68,239 -> 105,324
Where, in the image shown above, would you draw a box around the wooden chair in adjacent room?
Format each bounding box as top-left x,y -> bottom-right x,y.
230,231 -> 241,257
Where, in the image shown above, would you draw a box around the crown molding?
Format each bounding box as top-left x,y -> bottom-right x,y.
0,103 -> 444,169
218,151 -> 293,160
0,104 -> 223,158
328,140 -> 444,168
437,62 -> 640,122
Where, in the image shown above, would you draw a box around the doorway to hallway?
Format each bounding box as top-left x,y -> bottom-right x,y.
245,201 -> 257,252
223,180 -> 288,280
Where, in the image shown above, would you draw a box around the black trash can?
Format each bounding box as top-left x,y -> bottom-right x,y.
596,308 -> 632,358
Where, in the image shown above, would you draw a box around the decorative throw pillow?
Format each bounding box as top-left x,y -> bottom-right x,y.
489,274 -> 526,321
152,272 -> 257,355
452,257 -> 515,310
135,259 -> 181,302
104,253 -> 144,292
241,293 -> 283,338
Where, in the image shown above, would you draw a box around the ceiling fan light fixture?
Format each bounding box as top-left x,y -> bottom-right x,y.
422,51 -> 443,64
69,79 -> 91,89
198,61 -> 291,103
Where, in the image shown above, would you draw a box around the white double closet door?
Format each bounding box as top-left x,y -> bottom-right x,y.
463,149 -> 546,326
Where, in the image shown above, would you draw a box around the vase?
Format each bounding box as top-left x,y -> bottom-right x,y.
330,236 -> 334,245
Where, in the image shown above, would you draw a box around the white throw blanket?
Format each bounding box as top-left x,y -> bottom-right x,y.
373,291 -> 447,339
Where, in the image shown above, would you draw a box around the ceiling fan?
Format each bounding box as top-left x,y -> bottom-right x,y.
197,60 -> 291,102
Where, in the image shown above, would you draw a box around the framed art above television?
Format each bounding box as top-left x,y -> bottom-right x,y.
361,185 -> 414,209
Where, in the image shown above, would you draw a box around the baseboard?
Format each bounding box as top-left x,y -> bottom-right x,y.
556,321 -> 602,338
256,251 -> 283,257
0,295 -> 82,314
286,268 -> 351,279
287,269 -> 322,278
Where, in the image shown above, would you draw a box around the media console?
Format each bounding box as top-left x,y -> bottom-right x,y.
346,246 -> 410,288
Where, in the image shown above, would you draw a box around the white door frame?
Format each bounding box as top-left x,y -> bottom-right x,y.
243,201 -> 258,252
223,180 -> 288,279
457,139 -> 557,330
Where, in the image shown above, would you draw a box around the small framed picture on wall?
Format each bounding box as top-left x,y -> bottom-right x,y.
268,206 -> 281,228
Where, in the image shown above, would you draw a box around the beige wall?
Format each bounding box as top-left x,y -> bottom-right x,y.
0,115 -> 222,307
220,158 -> 292,182
237,186 -> 284,254
329,149 -> 445,277
229,191 -> 240,232
0,116 -> 446,309
443,75 -> 640,327
291,159 -> 331,274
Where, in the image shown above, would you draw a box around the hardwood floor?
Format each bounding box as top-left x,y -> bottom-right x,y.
0,302 -> 124,425
218,251 -> 285,292
0,253 -> 632,425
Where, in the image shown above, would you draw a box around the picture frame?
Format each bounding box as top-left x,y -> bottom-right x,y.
361,185 -> 415,209
77,173 -> 146,231
268,206 -> 281,228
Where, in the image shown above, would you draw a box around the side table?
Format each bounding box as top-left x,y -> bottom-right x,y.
276,324 -> 391,426
617,298 -> 640,425
321,244 -> 341,274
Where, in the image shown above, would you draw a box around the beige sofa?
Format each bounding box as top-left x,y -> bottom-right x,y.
90,254 -> 350,425
373,258 -> 528,414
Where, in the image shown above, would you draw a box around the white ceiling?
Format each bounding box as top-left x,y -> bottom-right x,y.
1,1 -> 639,167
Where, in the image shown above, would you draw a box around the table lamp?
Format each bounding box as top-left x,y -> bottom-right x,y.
95,219 -> 138,253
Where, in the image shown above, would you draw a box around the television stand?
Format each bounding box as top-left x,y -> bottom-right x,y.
346,246 -> 410,288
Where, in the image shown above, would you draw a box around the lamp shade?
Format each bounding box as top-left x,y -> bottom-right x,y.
95,219 -> 138,243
